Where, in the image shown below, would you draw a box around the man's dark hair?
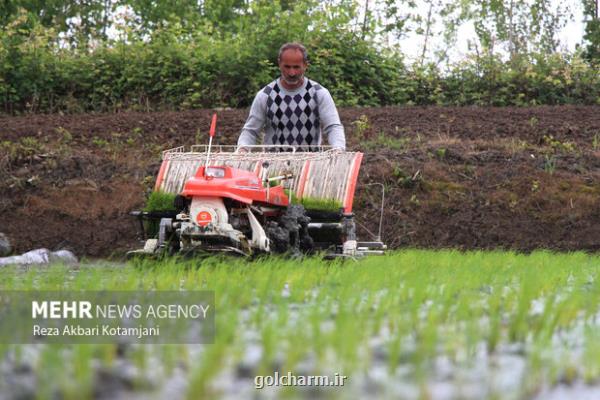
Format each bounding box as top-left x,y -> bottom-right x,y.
278,42 -> 309,63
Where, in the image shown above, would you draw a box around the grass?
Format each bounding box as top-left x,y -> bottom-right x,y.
0,250 -> 599,399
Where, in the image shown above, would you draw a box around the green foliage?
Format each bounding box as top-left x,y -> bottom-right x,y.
143,191 -> 177,212
542,135 -> 576,153
352,115 -> 371,139
0,2 -> 109,43
544,155 -> 557,174
0,136 -> 44,169
307,32 -> 407,106
364,132 -> 411,151
582,0 -> 600,61
392,166 -> 421,189
0,1 -> 598,113
0,1 -> 408,112
438,51 -> 600,106
466,0 -> 567,58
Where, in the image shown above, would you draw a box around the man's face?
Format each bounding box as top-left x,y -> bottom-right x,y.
278,49 -> 307,89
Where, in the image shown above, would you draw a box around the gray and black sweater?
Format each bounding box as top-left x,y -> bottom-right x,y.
237,78 -> 345,150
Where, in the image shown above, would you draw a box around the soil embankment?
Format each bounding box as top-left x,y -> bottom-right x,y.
1,106 -> 600,256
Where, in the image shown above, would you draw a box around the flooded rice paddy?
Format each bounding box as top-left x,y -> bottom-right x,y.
0,250 -> 599,399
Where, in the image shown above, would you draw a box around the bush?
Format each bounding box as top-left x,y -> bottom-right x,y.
0,6 -> 599,114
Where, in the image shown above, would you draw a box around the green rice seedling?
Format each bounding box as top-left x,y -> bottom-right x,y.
530,294 -> 557,342
281,189 -> 342,212
414,309 -> 441,381
13,345 -> 23,366
583,326 -> 600,383
36,345 -> 67,400
279,323 -> 307,374
298,196 -> 343,212
2,250 -> 600,398
186,342 -> 227,399
386,316 -> 405,374
485,292 -> 503,353
142,191 -> 178,237
508,267 -> 538,342
559,355 -> 580,385
556,291 -> 585,330
335,284 -> 373,373
521,343 -> 546,397
369,291 -> 389,338
0,344 -> 8,364
187,306 -> 239,399
308,297 -> 330,364
62,344 -> 94,400
143,191 -> 177,212
543,347 -> 564,387
463,312 -> 482,361
130,345 -> 151,388
97,343 -> 118,368
258,320 -> 278,374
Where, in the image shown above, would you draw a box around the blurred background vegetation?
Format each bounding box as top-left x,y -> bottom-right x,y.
0,0 -> 599,114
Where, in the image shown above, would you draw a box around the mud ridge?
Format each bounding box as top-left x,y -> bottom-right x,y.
1,106 -> 600,256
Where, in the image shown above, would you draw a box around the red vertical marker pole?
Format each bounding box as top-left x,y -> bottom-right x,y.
205,113 -> 217,175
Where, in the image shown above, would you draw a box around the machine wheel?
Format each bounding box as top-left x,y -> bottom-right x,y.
266,205 -> 314,255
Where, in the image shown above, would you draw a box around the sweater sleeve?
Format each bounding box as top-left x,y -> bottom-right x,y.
237,91 -> 267,148
317,88 -> 346,150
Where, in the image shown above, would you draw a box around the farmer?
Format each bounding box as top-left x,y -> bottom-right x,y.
237,42 -> 346,152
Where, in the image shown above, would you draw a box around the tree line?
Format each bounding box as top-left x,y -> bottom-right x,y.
1,0 -> 599,114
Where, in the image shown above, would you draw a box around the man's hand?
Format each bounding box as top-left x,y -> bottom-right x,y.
236,147 -> 249,153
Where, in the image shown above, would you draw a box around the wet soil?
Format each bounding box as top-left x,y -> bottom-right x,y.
1,106 -> 600,257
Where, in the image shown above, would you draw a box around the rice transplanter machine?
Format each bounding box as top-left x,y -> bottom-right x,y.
131,114 -> 386,258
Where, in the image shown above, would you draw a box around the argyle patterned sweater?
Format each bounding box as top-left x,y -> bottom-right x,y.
237,78 -> 345,150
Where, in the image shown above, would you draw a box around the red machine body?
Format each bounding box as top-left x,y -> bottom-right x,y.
180,166 -> 289,207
